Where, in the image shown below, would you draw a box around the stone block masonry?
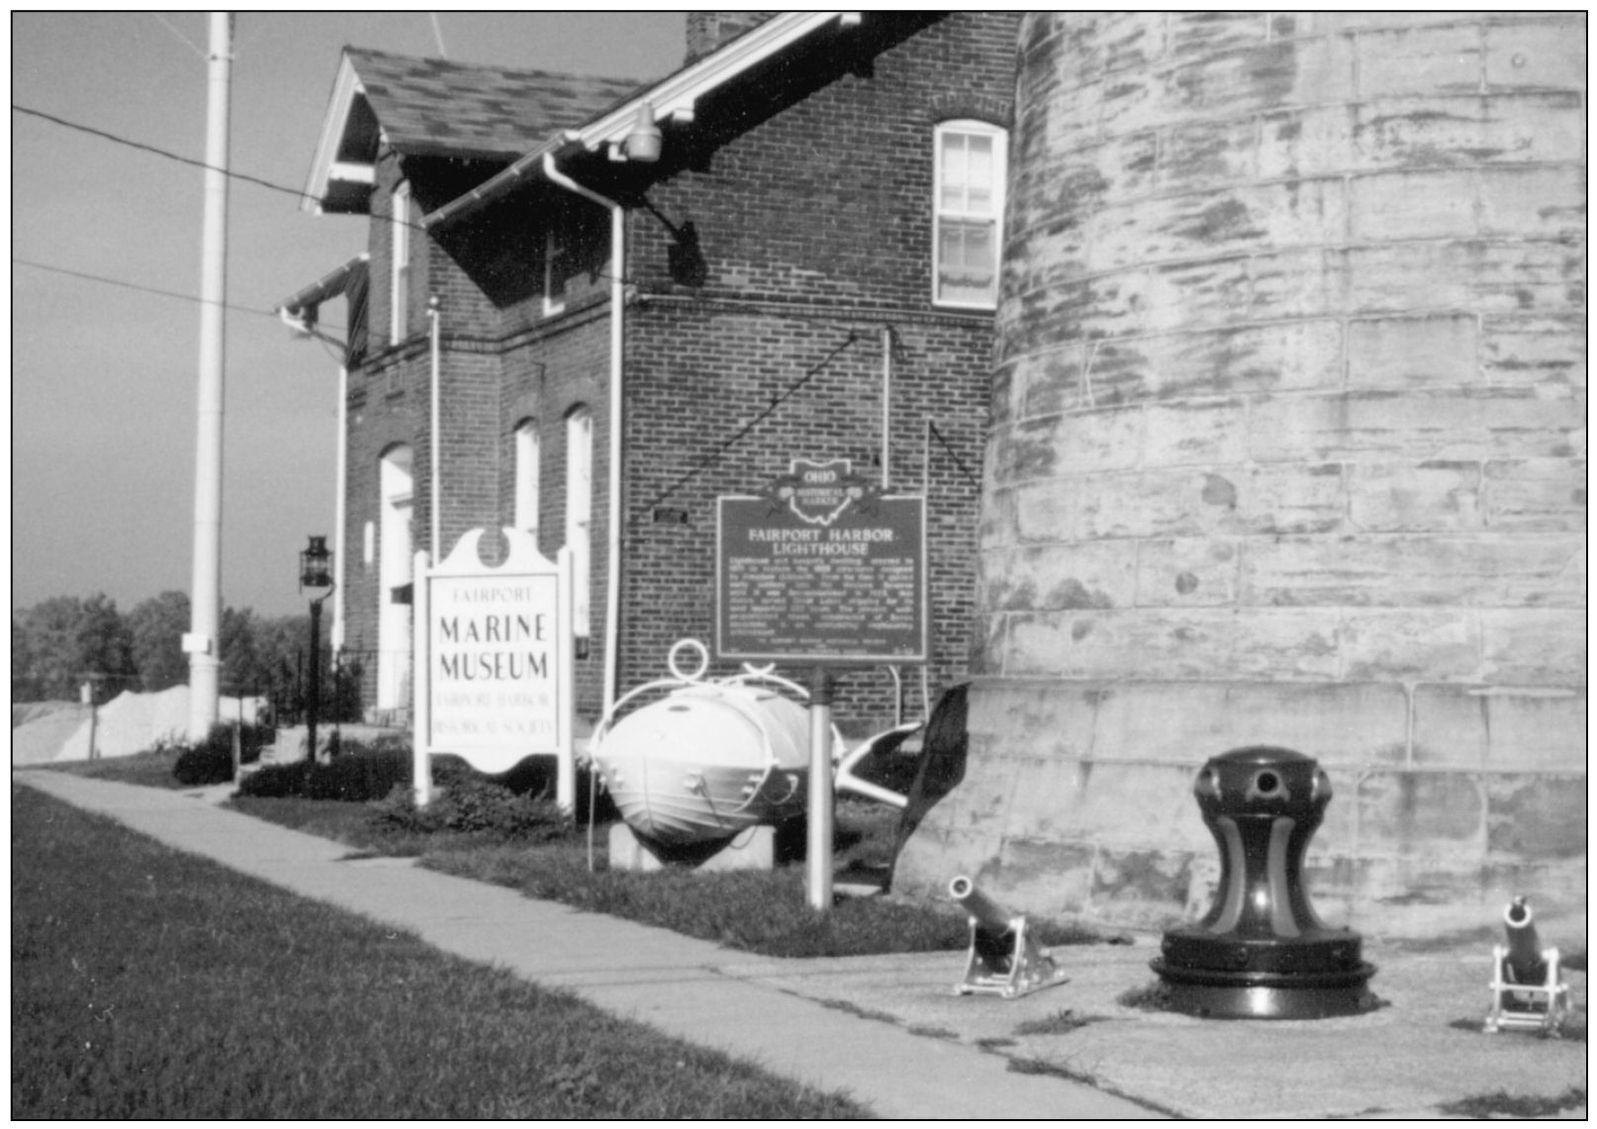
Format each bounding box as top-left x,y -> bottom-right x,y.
897,11 -> 1587,939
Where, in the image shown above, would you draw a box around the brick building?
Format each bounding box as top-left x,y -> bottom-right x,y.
282,12 -> 1021,732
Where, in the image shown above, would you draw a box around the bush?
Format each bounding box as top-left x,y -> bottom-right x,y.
304,746 -> 410,802
237,761 -> 310,798
367,770 -> 573,841
237,743 -> 410,803
168,723 -> 275,787
171,725 -> 236,786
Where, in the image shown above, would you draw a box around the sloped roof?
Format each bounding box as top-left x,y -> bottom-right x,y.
304,47 -> 642,214
347,48 -> 640,159
425,12 -> 864,229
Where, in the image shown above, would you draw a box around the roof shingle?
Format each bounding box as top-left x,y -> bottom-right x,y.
345,47 -> 643,160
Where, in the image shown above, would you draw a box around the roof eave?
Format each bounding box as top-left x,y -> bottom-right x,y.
423,12 -> 861,231
278,252 -> 370,316
303,53 -> 370,215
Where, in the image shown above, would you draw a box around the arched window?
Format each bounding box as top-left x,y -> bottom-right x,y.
513,419 -> 540,537
565,406 -> 593,640
377,444 -> 414,711
933,120 -> 1007,309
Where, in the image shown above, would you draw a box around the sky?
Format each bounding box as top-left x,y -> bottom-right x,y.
11,11 -> 686,618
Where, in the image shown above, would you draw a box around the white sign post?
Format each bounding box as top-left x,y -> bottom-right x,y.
412,528 -> 574,809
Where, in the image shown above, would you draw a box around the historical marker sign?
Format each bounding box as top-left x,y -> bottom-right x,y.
716,459 -> 927,663
413,528 -> 574,806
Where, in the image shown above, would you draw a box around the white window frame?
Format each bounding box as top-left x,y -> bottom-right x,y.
543,227 -> 567,317
390,182 -> 412,342
565,407 -> 593,638
513,419 -> 541,537
932,120 -> 1007,311
377,444 -> 414,711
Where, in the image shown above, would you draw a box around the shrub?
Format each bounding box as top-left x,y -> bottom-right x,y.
304,746 -> 409,802
236,744 -> 410,803
171,725 -> 236,786
168,723 -> 275,787
236,723 -> 271,766
367,771 -> 573,841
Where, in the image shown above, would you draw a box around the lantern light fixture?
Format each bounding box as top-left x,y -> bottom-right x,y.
300,535 -> 334,592
623,101 -> 662,163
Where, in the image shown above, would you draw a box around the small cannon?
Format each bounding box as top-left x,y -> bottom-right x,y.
1485,897 -> 1571,1035
948,876 -> 1069,999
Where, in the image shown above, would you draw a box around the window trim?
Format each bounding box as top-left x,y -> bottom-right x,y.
390,182 -> 411,342
564,406 -> 592,638
513,418 -> 541,537
931,119 -> 1007,312
543,227 -> 567,318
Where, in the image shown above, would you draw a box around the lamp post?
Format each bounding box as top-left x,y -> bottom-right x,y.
299,535 -> 335,763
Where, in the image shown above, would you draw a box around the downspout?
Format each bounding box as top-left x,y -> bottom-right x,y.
428,297 -> 441,561
881,326 -> 892,489
541,151 -> 625,716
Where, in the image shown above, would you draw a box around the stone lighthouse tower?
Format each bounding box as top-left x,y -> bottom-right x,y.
897,12 -> 1585,937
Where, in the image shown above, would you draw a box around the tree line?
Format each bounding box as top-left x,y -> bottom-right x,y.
12,591 -> 318,705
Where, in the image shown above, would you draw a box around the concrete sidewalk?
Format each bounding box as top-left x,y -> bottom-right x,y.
14,769 -> 1588,1119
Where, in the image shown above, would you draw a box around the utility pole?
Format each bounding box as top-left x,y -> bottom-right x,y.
186,12 -> 233,740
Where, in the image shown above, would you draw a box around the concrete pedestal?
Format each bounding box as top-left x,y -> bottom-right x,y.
608,822 -> 777,873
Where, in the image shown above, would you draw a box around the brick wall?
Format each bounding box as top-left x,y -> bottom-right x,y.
896,12 -> 1587,938
615,11 -> 1018,729
621,302 -> 991,731
336,12 -> 1022,738
339,153 -> 422,707
498,304 -> 613,717
633,13 -> 1021,314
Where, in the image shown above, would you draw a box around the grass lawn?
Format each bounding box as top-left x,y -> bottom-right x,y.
45,751 -> 1121,960
10,784 -> 872,1119
226,793 -> 1114,959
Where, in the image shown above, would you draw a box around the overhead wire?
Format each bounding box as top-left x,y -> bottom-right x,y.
927,421 -> 982,491
635,331 -> 864,519
12,257 -> 345,333
11,104 -> 434,234
151,12 -> 207,60
13,104 -> 316,207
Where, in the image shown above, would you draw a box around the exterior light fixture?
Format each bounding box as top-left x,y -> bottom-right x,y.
623,101 -> 662,162
299,534 -> 334,591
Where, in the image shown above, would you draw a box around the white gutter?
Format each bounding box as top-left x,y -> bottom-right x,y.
572,12 -> 859,158
422,12 -> 861,233
540,151 -> 626,717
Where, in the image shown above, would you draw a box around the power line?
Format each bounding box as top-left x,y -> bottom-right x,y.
635,332 -> 863,518
13,103 -> 433,233
13,104 -> 314,206
12,257 -> 343,332
151,12 -> 207,60
928,421 -> 981,491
